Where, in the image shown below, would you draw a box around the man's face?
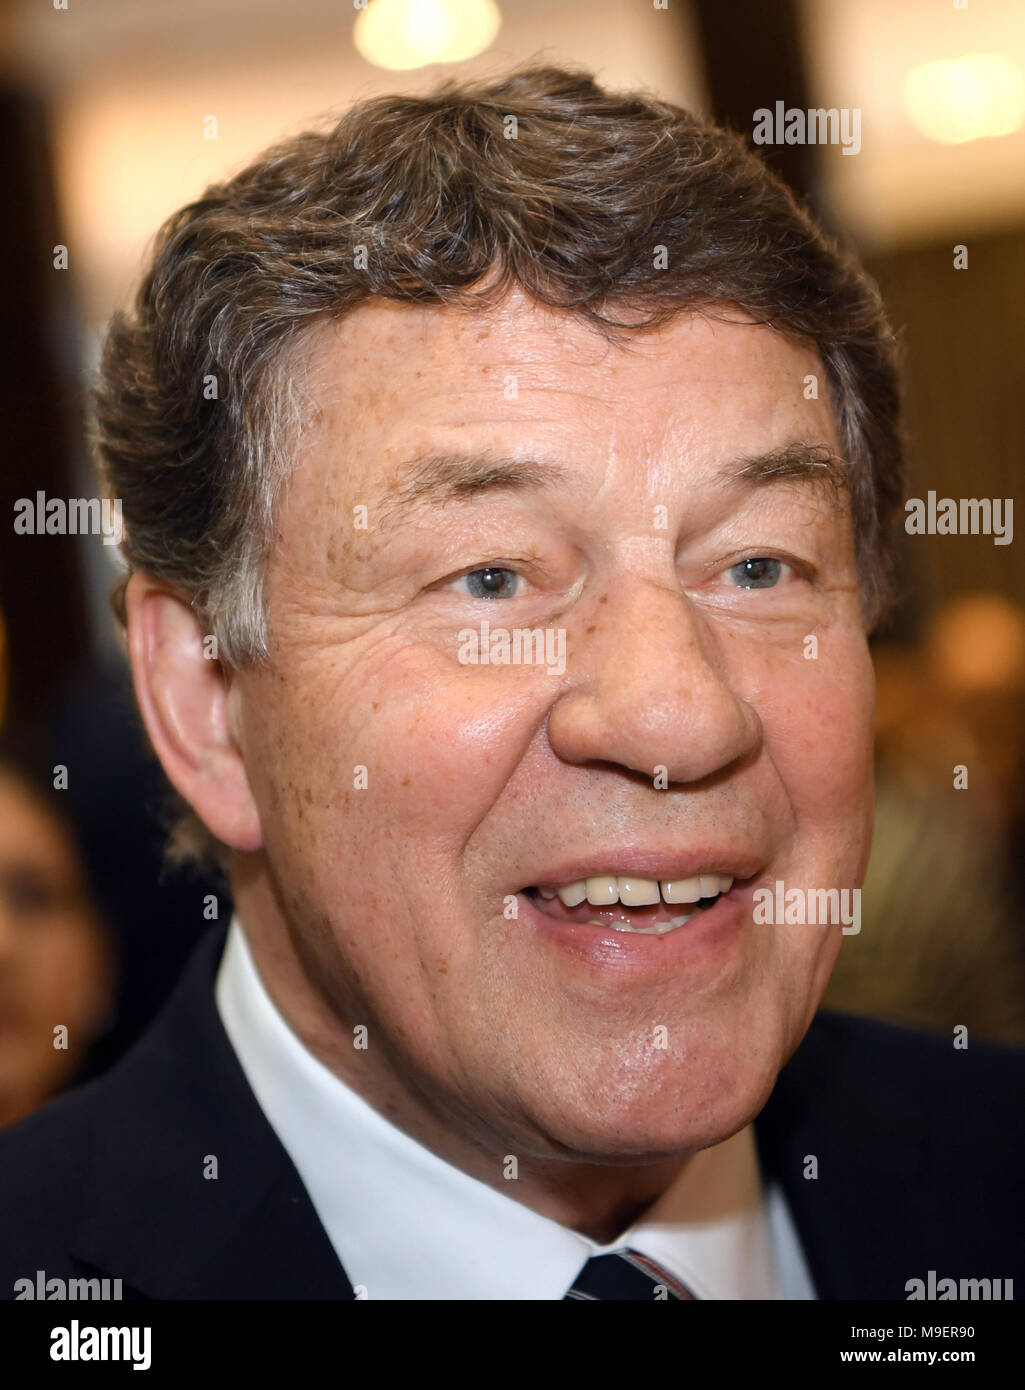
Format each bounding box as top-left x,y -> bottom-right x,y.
233,291 -> 875,1163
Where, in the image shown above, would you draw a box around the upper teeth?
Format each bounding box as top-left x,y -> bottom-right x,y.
536,873 -> 734,908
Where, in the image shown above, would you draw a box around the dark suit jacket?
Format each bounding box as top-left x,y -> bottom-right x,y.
1,925 -> 1022,1300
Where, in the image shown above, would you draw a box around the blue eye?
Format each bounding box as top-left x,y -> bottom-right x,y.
728,557 -> 783,589
457,567 -> 521,599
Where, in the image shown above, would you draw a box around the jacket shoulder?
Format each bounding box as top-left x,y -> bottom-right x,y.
0,1075 -> 124,1291
770,1008 -> 1025,1160
758,1009 -> 1025,1297
801,1008 -> 1025,1115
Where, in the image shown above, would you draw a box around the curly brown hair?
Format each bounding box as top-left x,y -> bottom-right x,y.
93,61 -> 904,863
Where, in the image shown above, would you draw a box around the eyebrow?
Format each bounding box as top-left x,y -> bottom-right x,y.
730,442 -> 849,499
373,440 -> 848,527
376,450 -> 569,529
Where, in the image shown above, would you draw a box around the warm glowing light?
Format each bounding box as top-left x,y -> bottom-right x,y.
354,0 -> 502,71
904,53 -> 1025,144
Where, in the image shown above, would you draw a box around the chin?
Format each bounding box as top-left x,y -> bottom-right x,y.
519,1046 -> 783,1164
538,1102 -> 759,1167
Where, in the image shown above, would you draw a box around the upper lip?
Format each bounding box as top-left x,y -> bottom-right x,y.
519,848 -> 766,889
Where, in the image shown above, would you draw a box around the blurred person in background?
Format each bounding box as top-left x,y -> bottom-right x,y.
921,594 -> 1025,867
826,594 -> 1025,1043
0,749 -> 114,1128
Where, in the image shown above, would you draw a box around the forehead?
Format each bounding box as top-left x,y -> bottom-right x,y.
294,289 -> 841,496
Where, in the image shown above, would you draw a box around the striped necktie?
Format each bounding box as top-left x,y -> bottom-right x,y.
565,1250 -> 696,1300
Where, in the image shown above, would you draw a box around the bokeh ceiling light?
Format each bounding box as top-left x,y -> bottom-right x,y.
354,0 -> 502,71
904,53 -> 1025,144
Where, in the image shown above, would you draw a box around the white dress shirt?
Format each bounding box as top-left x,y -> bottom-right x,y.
215,916 -> 816,1300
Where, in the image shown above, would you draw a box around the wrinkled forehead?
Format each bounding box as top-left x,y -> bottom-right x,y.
287,293 -> 844,517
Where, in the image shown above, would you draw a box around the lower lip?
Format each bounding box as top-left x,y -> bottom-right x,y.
519,884 -> 749,975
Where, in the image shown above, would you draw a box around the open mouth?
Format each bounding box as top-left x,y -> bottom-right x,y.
523,872 -> 735,935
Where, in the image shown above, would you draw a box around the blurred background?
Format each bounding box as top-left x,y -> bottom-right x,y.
1,0 -> 1023,1123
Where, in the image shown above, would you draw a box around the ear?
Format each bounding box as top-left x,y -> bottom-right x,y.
124,572 -> 263,852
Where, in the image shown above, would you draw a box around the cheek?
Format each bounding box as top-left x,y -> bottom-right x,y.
22,919 -> 106,1030
252,643 -> 547,855
746,637 -> 874,1010
750,635 -> 875,842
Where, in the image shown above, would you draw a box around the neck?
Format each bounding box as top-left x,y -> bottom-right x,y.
231,866 -> 689,1241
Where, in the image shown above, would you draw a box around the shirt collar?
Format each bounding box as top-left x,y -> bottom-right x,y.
216,915 -> 792,1299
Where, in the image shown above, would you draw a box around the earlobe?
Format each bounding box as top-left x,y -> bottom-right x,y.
124,572 -> 263,852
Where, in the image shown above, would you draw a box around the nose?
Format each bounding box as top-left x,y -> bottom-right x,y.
547,578 -> 762,785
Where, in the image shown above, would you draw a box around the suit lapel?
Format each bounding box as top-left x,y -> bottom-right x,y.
70,926 -> 355,1299
755,1011 -> 949,1299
